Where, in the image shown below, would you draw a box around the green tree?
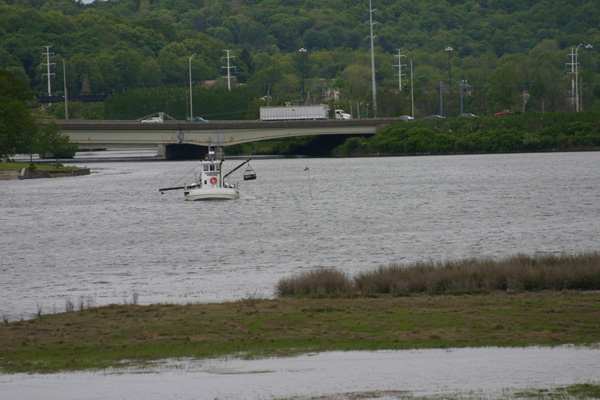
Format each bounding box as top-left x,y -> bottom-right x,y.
0,68 -> 39,161
33,122 -> 78,166
486,61 -> 525,113
528,72 -> 547,112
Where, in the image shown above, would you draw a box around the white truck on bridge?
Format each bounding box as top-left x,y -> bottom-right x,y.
259,105 -> 351,121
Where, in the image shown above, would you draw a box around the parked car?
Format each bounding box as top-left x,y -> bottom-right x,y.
458,113 -> 478,118
399,115 -> 415,121
494,110 -> 511,116
424,114 -> 445,120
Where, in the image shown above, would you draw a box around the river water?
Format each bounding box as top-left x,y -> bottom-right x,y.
2,151 -> 600,321
2,151 -> 600,398
2,346 -> 599,400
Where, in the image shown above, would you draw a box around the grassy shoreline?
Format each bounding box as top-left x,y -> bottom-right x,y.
0,161 -> 81,172
1,291 -> 599,374
2,253 -> 599,376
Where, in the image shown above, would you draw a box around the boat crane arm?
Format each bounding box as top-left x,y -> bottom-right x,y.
223,159 -> 251,179
158,186 -> 185,192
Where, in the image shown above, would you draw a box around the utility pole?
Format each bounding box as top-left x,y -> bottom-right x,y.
221,49 -> 235,91
368,0 -> 377,118
394,49 -> 406,91
567,47 -> 575,111
567,45 -> 582,112
41,46 -> 55,96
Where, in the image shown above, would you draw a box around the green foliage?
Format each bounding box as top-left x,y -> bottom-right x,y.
104,85 -> 258,120
341,112 -> 600,156
0,68 -> 39,160
1,0 -> 600,119
33,122 -> 78,166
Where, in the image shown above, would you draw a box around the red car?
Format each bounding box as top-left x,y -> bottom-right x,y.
494,109 -> 510,116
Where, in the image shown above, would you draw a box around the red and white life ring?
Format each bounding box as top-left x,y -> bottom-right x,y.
210,177 -> 217,184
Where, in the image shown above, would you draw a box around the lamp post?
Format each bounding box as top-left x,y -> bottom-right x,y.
585,44 -> 593,110
575,44 -> 582,112
410,59 -> 414,119
445,46 -> 453,89
459,80 -> 467,115
57,54 -> 69,120
368,0 -> 377,118
189,53 -> 196,121
298,48 -> 306,104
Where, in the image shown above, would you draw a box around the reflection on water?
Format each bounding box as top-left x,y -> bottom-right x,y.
1,346 -> 599,399
2,152 -> 600,321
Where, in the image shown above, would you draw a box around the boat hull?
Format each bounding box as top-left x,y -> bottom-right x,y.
184,187 -> 239,201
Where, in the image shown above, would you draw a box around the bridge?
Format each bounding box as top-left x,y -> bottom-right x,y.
49,119 -> 398,159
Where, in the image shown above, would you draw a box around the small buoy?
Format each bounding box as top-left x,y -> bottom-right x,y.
210,177 -> 217,184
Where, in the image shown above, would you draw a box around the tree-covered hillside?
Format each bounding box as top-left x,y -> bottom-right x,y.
1,0 -> 599,119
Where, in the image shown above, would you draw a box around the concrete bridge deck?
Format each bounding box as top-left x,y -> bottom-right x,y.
50,119 -> 397,147
46,119 -> 399,159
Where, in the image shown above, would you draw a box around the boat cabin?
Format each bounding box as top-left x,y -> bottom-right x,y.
199,160 -> 221,187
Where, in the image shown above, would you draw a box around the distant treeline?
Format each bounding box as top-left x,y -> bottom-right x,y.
333,112 -> 600,156
2,0 -> 600,119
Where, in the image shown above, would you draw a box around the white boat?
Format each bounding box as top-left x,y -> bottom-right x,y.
159,153 -> 253,201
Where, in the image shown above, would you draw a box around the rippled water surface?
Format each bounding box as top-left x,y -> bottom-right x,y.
2,152 -> 600,320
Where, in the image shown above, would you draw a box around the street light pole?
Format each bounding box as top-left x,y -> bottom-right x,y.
57,54 -> 69,120
459,80 -> 467,115
368,0 -> 377,118
298,48 -> 306,104
586,44 -> 593,111
189,53 -> 196,121
575,44 -> 582,112
410,59 -> 414,118
445,47 -> 453,89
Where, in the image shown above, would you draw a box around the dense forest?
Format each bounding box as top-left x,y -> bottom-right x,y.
1,0 -> 600,120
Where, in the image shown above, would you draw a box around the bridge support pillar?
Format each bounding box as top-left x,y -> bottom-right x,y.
158,144 -> 206,160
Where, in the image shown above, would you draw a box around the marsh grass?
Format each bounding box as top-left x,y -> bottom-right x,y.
276,268 -> 353,297
277,253 -> 600,297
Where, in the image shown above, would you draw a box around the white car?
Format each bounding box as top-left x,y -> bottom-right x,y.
141,117 -> 163,123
